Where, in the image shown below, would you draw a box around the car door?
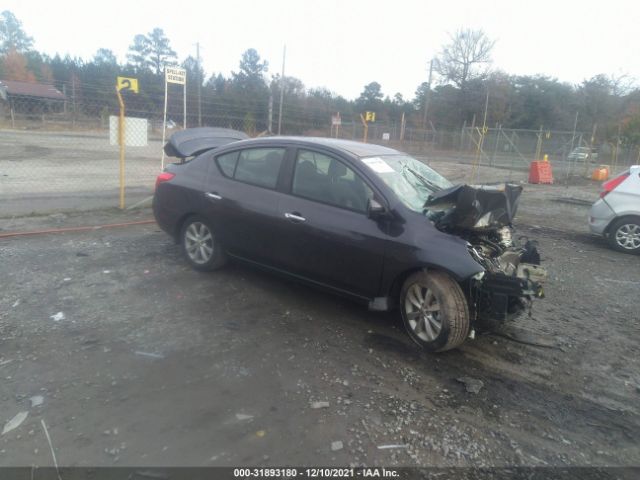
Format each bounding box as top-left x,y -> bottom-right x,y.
203,146 -> 290,265
275,148 -> 388,299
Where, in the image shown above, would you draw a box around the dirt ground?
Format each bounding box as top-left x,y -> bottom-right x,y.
0,161 -> 639,469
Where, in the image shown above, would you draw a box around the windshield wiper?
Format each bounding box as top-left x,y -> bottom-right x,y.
402,165 -> 443,193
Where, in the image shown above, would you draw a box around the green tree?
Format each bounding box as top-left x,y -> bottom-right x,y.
126,34 -> 151,72
93,48 -> 118,66
233,48 -> 268,90
147,28 -> 177,75
126,28 -> 176,75
508,75 -> 576,129
356,81 -> 383,113
0,10 -> 33,54
230,49 -> 269,131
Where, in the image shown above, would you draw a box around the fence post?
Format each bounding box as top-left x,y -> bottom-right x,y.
116,87 -> 126,210
492,125 -> 501,167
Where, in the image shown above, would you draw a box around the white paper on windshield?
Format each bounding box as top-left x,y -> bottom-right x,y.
361,157 -> 394,173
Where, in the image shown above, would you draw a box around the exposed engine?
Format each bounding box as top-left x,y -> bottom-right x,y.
465,227 -> 544,281
425,183 -> 547,324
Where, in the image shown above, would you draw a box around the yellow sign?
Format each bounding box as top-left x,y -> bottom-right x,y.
117,76 -> 139,93
365,111 -> 376,122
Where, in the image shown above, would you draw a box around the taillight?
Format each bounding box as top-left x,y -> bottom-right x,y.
155,172 -> 175,189
600,173 -> 628,198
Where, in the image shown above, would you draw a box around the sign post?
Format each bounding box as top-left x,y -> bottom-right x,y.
331,112 -> 341,138
360,112 -> 375,143
115,76 -> 139,209
161,66 -> 187,170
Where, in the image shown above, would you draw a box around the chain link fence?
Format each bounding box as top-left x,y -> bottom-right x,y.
1,83 -> 639,217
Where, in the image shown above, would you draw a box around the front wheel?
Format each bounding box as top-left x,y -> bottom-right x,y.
608,217 -> 640,254
180,215 -> 227,271
400,270 -> 470,352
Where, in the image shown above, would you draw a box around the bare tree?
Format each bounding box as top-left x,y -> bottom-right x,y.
435,29 -> 495,88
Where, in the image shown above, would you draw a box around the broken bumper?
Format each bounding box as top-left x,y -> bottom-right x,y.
473,267 -> 546,322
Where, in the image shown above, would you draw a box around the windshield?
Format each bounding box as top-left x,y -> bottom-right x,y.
359,155 -> 453,212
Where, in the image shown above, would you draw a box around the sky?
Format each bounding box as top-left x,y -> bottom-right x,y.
3,0 -> 639,100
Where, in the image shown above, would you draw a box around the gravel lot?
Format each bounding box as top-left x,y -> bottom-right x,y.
0,161 -> 639,469
0,129 -> 161,216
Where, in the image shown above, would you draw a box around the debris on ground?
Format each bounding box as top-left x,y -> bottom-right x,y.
331,441 -> 343,451
311,401 -> 330,409
134,351 -> 165,359
377,444 -> 409,450
50,312 -> 65,322
12,299 -> 20,308
2,411 -> 29,435
235,413 -> 253,421
491,328 -> 559,349
456,376 -> 484,394
30,396 -> 44,408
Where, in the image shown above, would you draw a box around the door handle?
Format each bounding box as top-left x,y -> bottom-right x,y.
284,212 -> 306,222
205,192 -> 222,200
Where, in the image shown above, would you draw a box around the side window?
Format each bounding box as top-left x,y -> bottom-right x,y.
216,151 -> 239,178
292,150 -> 374,213
234,148 -> 285,189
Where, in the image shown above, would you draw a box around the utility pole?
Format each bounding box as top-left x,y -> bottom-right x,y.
422,59 -> 433,129
71,75 -> 77,129
268,93 -> 273,133
196,42 -> 202,127
277,45 -> 286,135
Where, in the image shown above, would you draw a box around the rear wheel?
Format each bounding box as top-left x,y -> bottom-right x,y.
608,217 -> 640,254
180,216 -> 227,271
400,270 -> 470,352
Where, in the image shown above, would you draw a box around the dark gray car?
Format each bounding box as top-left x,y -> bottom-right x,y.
154,129 -> 547,352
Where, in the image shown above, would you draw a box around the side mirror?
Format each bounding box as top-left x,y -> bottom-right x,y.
367,198 -> 388,219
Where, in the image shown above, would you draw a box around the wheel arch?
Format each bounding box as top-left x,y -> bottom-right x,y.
387,264 -> 470,310
605,214 -> 640,235
173,212 -> 198,243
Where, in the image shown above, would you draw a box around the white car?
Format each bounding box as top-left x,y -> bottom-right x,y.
569,147 -> 598,161
589,165 -> 640,253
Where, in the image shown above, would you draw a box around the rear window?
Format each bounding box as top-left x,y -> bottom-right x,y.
234,148 -> 285,189
214,148 -> 286,189
216,151 -> 239,177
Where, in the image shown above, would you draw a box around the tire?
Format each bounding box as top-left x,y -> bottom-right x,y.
180,215 -> 227,271
400,270 -> 470,352
607,217 -> 640,254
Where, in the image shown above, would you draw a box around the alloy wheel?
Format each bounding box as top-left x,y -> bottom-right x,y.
615,223 -> 640,250
404,283 -> 442,341
184,222 -> 214,264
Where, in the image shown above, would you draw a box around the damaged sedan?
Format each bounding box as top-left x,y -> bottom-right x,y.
154,129 -> 546,351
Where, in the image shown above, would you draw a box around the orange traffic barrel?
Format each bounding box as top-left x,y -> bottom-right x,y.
591,165 -> 609,181
529,161 -> 554,184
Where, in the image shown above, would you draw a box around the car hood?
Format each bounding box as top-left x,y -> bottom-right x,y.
424,183 -> 523,231
164,127 -> 249,158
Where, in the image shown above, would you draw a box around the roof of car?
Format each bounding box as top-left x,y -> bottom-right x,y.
243,136 -> 402,157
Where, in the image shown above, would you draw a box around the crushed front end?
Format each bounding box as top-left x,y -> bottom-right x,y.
425,183 -> 547,325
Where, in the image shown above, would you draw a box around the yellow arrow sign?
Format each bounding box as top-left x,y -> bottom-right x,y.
365,111 -> 376,122
117,76 -> 139,93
